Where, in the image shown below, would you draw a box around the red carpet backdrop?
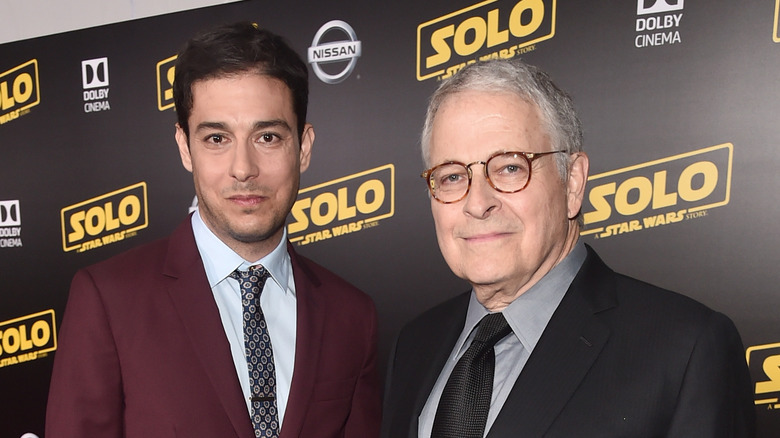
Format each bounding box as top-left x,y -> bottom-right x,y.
1,0 -> 779,436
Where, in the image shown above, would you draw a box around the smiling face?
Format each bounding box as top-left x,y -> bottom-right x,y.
175,72 -> 313,261
428,90 -> 587,310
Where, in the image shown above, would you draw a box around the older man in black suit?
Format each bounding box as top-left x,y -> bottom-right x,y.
381,58 -> 754,438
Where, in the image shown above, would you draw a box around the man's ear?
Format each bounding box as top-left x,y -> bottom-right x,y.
299,123 -> 315,173
175,123 -> 193,173
566,152 -> 589,220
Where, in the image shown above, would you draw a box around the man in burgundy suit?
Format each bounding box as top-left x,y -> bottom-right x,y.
46,22 -> 380,438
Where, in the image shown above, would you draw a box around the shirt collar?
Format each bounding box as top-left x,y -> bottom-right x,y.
457,242 -> 587,355
191,210 -> 293,295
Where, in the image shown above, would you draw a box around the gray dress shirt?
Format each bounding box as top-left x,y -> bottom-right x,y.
418,243 -> 587,438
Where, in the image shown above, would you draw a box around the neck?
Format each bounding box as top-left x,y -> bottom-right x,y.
229,233 -> 284,262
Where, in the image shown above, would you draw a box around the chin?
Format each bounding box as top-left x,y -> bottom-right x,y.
228,227 -> 273,243
456,264 -> 504,284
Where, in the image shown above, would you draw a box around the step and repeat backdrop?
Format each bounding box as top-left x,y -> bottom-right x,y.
2,0 -> 780,436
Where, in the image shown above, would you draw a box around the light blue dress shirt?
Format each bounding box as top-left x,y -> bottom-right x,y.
191,210 -> 297,426
418,242 -> 587,438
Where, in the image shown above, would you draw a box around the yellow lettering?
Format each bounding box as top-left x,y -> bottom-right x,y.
289,198 -> 311,234
0,81 -> 15,110
509,0 -> 545,38
756,355 -> 780,394
30,320 -> 50,348
18,325 -> 33,351
584,182 -> 615,224
104,202 -> 121,231
85,205 -> 105,236
164,66 -> 175,101
337,187 -> 357,220
454,17 -> 487,56
311,192 -> 337,226
1,327 -> 19,354
13,73 -> 33,104
356,179 -> 385,214
487,9 -> 509,47
652,170 -> 677,209
615,176 -> 652,216
118,195 -> 141,225
678,161 -> 718,202
426,25 -> 454,68
68,211 -> 86,242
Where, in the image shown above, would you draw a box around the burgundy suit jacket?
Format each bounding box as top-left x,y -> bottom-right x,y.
46,218 -> 381,438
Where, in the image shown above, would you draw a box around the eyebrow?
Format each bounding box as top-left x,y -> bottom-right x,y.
194,119 -> 293,133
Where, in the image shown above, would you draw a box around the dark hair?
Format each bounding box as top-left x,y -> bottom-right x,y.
173,22 -> 309,139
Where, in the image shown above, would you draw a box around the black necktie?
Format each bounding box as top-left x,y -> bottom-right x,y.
431,312 -> 512,438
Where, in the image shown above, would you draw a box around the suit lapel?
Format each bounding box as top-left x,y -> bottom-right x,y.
279,244 -> 326,438
394,292 -> 469,437
162,218 -> 252,438
488,247 -> 616,437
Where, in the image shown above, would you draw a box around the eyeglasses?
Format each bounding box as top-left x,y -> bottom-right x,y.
421,150 -> 566,204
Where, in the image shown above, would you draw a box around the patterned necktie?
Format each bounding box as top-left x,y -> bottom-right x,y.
230,266 -> 279,438
431,312 -> 512,438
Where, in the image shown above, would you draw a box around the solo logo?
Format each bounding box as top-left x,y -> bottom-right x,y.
0,59 -> 40,125
0,309 -> 57,369
747,343 -> 780,410
289,164 -> 395,246
157,55 -> 177,111
0,200 -> 22,248
82,57 -> 111,113
61,182 -> 149,253
581,143 -> 732,239
308,20 -> 362,84
416,0 -> 556,81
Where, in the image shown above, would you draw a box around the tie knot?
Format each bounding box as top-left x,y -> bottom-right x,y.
472,312 -> 511,347
229,265 -> 270,287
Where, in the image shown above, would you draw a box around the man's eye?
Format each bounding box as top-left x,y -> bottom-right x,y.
206,134 -> 224,144
259,133 -> 277,143
440,173 -> 465,185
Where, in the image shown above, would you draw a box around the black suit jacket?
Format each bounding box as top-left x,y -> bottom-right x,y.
382,246 -> 754,437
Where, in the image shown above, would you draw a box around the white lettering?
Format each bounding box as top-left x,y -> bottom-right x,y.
0,238 -> 22,247
84,101 -> 111,113
0,227 -> 21,237
636,13 -> 682,32
635,31 -> 681,48
82,88 -> 109,101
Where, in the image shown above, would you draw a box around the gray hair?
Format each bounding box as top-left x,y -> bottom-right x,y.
421,58 -> 583,180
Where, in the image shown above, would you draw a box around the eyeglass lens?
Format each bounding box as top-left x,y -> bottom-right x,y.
429,152 -> 531,202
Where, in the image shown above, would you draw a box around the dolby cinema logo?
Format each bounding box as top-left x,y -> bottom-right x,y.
308,20 -> 362,84
634,0 -> 684,48
81,57 -> 110,113
0,200 -> 22,248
